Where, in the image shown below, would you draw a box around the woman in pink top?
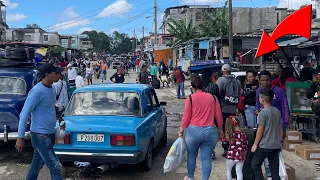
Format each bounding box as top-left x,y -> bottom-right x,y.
179,75 -> 224,180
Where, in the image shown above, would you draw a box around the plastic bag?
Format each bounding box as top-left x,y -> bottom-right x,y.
279,152 -> 288,180
163,137 -> 187,173
55,121 -> 66,139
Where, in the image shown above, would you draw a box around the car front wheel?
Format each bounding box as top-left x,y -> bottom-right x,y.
141,142 -> 153,171
159,128 -> 167,146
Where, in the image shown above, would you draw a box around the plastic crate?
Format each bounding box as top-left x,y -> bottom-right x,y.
286,82 -> 312,113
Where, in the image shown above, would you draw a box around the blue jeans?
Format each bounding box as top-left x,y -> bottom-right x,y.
185,126 -> 219,180
176,82 -> 185,98
26,132 -> 62,180
245,105 -> 257,128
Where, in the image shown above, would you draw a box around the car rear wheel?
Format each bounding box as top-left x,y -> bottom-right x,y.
159,128 -> 167,146
141,142 -> 153,171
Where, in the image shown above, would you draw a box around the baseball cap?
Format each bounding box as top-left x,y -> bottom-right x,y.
40,63 -> 64,75
221,64 -> 231,71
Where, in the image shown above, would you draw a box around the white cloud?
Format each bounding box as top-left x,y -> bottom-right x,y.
7,13 -> 27,21
77,27 -> 92,34
278,0 -> 312,9
109,28 -> 119,33
2,0 -> 18,9
98,0 -> 134,18
47,7 -> 91,31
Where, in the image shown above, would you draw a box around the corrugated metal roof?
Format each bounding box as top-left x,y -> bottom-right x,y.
277,37 -> 309,47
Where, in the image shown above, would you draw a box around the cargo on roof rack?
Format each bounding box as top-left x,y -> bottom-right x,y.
0,59 -> 35,68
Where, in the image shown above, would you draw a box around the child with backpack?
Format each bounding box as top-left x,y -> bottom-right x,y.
225,116 -> 248,180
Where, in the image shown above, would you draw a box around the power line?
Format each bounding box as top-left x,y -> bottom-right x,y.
45,0 -> 154,31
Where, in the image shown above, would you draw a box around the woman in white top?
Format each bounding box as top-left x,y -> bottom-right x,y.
86,64 -> 94,85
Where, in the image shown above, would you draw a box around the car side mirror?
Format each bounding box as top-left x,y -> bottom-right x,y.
160,101 -> 167,106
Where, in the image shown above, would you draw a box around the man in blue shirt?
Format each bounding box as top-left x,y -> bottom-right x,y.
16,63 -> 65,180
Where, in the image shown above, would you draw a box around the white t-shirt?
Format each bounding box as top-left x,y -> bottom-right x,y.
53,80 -> 68,107
75,75 -> 85,89
86,67 -> 94,75
68,68 -> 77,80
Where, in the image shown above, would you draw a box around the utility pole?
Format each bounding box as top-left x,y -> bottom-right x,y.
142,26 -> 145,49
154,0 -> 157,46
228,0 -> 233,63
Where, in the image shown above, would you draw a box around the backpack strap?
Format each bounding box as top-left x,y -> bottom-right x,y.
56,81 -> 63,101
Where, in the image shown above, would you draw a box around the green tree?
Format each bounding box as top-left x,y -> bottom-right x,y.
26,24 -> 40,28
47,46 -> 66,57
110,31 -> 132,54
199,1 -> 228,37
167,19 -> 198,44
82,30 -> 110,52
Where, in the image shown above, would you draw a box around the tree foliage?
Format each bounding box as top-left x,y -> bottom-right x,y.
47,46 -> 66,55
167,19 -> 198,44
26,24 -> 40,28
110,31 -> 132,54
199,1 -> 228,37
82,30 -> 110,53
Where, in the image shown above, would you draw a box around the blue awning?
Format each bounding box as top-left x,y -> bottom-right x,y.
189,59 -> 230,71
277,37 -> 309,47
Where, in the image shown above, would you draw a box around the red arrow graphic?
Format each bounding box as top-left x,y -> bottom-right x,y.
255,5 -> 312,58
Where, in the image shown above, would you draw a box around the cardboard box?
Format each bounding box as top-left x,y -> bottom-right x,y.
295,145 -> 313,159
285,163 -> 296,180
283,139 -> 301,151
304,148 -> 320,160
286,131 -> 303,143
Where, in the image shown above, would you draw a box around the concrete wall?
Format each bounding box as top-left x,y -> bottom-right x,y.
232,7 -> 277,33
43,32 -> 60,45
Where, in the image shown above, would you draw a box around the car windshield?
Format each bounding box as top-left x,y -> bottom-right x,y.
0,77 -> 26,95
66,91 -> 141,116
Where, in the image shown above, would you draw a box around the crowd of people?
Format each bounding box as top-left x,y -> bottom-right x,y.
178,61 -> 314,180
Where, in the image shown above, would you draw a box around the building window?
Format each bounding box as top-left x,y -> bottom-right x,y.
24,35 -> 32,41
44,35 -> 48,41
71,40 -> 76,44
196,12 -> 202,21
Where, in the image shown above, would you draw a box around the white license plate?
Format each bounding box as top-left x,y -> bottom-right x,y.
77,134 -> 104,142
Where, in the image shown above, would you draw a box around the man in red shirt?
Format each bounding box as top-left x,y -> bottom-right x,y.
135,58 -> 140,73
174,66 -> 185,98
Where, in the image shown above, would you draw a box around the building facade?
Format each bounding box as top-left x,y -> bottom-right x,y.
62,34 -> 93,50
161,5 -> 317,35
6,28 -> 60,45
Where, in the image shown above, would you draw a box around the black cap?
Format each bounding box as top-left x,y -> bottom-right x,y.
40,63 -> 64,75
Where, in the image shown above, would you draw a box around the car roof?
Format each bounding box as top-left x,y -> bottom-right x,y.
74,83 -> 152,93
231,71 -> 246,77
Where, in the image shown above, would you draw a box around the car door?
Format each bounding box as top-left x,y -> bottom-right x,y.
150,89 -> 164,145
144,90 -> 159,144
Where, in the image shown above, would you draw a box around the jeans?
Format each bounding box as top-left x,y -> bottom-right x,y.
176,82 -> 185,98
226,159 -> 244,180
26,132 -> 62,180
101,70 -> 106,81
185,126 -> 218,180
244,105 -> 257,128
264,158 -> 271,177
251,147 -> 280,180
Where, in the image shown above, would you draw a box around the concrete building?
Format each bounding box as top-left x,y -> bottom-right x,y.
160,5 -> 211,35
61,34 -> 93,50
144,33 -> 175,47
161,5 -> 317,35
6,28 -> 60,45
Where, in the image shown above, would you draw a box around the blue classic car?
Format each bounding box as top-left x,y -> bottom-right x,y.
0,61 -> 39,143
54,83 -> 167,170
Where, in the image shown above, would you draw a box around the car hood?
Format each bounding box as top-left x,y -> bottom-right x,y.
63,116 -> 144,132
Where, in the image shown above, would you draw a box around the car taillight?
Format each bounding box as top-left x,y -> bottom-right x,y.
56,134 -> 70,144
110,135 -> 135,146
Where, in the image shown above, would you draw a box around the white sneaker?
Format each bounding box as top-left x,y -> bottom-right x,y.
267,177 -> 272,180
